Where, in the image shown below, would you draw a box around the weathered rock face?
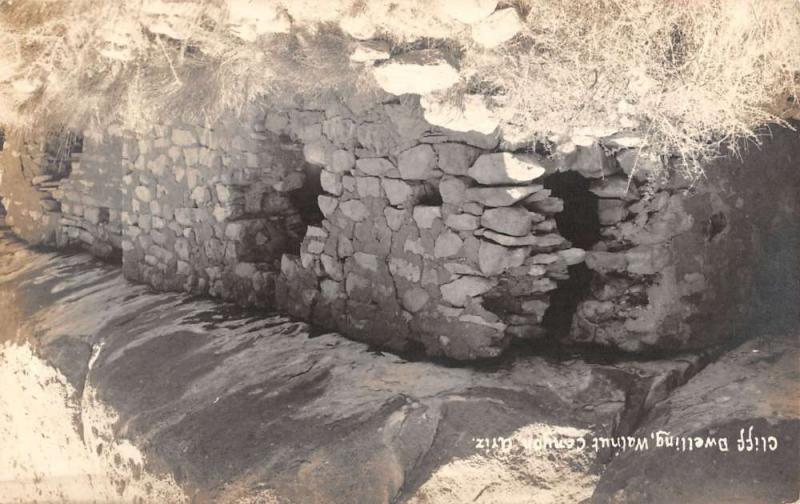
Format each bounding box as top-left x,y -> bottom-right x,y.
569,125 -> 800,353
593,335 -> 800,503
0,233 -> 705,504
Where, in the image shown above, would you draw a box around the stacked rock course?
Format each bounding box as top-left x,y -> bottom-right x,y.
119,110 -> 309,307
570,127 -> 800,353
55,131 -> 124,258
2,94 -> 796,361
0,131 -> 79,245
272,98 -> 591,360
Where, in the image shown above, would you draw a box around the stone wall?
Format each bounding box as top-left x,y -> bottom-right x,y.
1,98 -> 796,361
54,129 -> 124,259
0,130 -> 78,244
272,97 -> 595,360
570,124 -> 800,353
119,110 -> 310,308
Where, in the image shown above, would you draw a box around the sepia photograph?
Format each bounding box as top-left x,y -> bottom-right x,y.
0,0 -> 798,502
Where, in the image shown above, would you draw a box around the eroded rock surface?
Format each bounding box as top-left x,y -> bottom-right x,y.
593,335 -> 800,504
570,125 -> 800,354
0,223 -> 709,504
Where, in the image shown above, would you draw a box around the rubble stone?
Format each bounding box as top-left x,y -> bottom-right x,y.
398,145 -> 436,180
465,185 -> 543,207
480,207 -> 533,236
468,153 -> 549,185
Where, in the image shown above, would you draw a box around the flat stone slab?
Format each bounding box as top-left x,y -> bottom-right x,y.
480,229 -> 539,246
465,185 -> 544,207
481,206 -> 534,236
468,152 -> 551,185
373,50 -> 460,96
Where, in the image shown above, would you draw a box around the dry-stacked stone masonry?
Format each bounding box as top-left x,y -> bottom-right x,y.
55,130 -> 124,259
0,130 -> 80,244
118,109 -> 312,307
571,126 -> 800,354
273,98 -> 595,360
1,96 -> 797,361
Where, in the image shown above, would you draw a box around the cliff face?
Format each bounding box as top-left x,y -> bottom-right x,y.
2,93 -> 796,360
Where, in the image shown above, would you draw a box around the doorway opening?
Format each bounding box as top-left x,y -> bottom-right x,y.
540,171 -> 601,338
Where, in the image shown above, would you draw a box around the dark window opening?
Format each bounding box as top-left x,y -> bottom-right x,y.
98,207 -> 110,225
284,162 -> 325,257
543,171 -> 601,249
288,164 -> 324,229
540,171 -> 602,339
418,182 -> 443,206
43,130 -> 82,181
99,246 -> 123,266
706,212 -> 727,241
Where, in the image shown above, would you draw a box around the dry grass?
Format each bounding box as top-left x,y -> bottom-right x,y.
467,0 -> 800,178
0,1 -> 375,135
1,0 -> 798,180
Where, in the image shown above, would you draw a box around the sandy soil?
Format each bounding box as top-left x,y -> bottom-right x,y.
0,342 -> 186,503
